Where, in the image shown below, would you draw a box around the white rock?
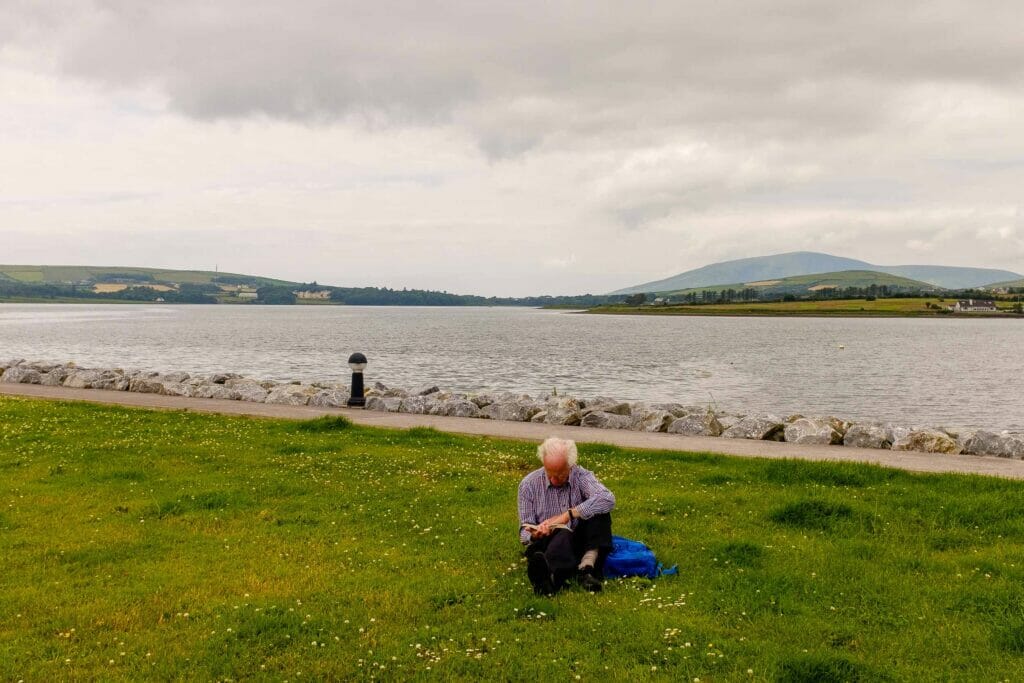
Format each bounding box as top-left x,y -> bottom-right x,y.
964,431 -> 1024,458
667,412 -> 723,437
310,389 -> 348,408
365,396 -> 403,412
784,417 -> 843,445
722,414 -> 785,440
636,410 -> 677,433
843,423 -> 891,449
580,411 -> 637,430
892,429 -> 962,454
0,366 -> 42,384
265,385 -> 317,406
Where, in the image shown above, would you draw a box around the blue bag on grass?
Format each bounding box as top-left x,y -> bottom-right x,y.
603,535 -> 678,579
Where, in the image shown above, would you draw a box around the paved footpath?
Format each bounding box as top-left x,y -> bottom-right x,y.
3,383 -> 1023,480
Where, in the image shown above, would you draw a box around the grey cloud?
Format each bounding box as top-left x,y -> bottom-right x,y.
25,0 -> 1022,148
3,0 -> 1023,287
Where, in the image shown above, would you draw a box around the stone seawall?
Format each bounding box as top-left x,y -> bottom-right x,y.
3,358 -> 1023,459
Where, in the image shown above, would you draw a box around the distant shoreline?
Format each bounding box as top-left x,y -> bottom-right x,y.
2,296 -> 1021,318
0,298 -> 534,308
582,308 -> 1019,319
581,298 -> 1022,319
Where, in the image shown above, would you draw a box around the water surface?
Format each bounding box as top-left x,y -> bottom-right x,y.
2,303 -> 1021,429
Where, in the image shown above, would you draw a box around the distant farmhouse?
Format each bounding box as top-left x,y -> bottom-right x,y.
949,299 -> 998,312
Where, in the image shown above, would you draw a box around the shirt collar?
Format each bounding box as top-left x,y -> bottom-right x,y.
544,467 -> 573,489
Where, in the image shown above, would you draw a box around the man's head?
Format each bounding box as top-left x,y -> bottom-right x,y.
537,437 -> 578,487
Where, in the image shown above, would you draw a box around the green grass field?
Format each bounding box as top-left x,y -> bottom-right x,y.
3,397 -> 1024,680
592,297 -> 1019,317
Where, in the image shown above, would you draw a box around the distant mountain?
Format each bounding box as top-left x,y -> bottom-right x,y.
612,252 -> 869,294
612,251 -> 1022,294
661,270 -> 940,298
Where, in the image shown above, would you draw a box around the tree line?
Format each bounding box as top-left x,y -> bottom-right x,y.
252,284 -> 625,307
4,278 -> 1020,309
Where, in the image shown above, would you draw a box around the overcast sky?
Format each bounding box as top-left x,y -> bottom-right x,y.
2,1 -> 1023,295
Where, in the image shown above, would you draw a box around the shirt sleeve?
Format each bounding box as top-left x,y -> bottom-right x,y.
517,477 -> 535,545
575,469 -> 616,520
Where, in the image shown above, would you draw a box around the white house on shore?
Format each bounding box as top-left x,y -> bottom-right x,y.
295,290 -> 332,300
949,299 -> 998,312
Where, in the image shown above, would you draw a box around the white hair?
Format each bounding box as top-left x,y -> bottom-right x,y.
537,437 -> 578,467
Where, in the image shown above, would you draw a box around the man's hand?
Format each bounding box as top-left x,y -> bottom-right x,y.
541,511 -> 571,529
529,525 -> 549,540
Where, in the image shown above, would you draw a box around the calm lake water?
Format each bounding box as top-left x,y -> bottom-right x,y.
1,303 -> 1021,429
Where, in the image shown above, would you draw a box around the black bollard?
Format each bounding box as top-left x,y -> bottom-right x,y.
347,352 -> 367,407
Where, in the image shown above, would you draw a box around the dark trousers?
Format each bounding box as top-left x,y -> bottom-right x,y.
526,513 -> 613,579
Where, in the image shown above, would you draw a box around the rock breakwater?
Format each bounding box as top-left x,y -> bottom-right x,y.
4,358 -> 1023,460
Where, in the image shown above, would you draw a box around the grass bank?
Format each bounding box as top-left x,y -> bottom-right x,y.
589,297 -> 1020,317
2,396 -> 1024,680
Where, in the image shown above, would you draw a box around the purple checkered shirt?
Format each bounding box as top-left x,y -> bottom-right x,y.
517,466 -> 616,544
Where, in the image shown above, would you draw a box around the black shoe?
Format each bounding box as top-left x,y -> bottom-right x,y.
579,567 -> 603,593
527,552 -> 555,596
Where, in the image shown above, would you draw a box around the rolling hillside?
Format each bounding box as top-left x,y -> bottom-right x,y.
875,264 -> 1023,290
985,278 -> 1024,289
612,251 -> 1021,294
660,270 -> 941,298
0,265 -> 298,288
0,264 -> 622,307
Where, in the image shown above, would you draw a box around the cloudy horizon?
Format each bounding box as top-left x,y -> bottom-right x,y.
2,1 -> 1023,296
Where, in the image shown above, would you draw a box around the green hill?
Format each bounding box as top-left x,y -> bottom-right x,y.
660,270 -> 941,298
0,265 -> 298,288
0,264 -> 623,307
984,278 -> 1024,289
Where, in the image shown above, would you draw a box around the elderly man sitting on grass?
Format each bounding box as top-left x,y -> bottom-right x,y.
518,437 -> 616,595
